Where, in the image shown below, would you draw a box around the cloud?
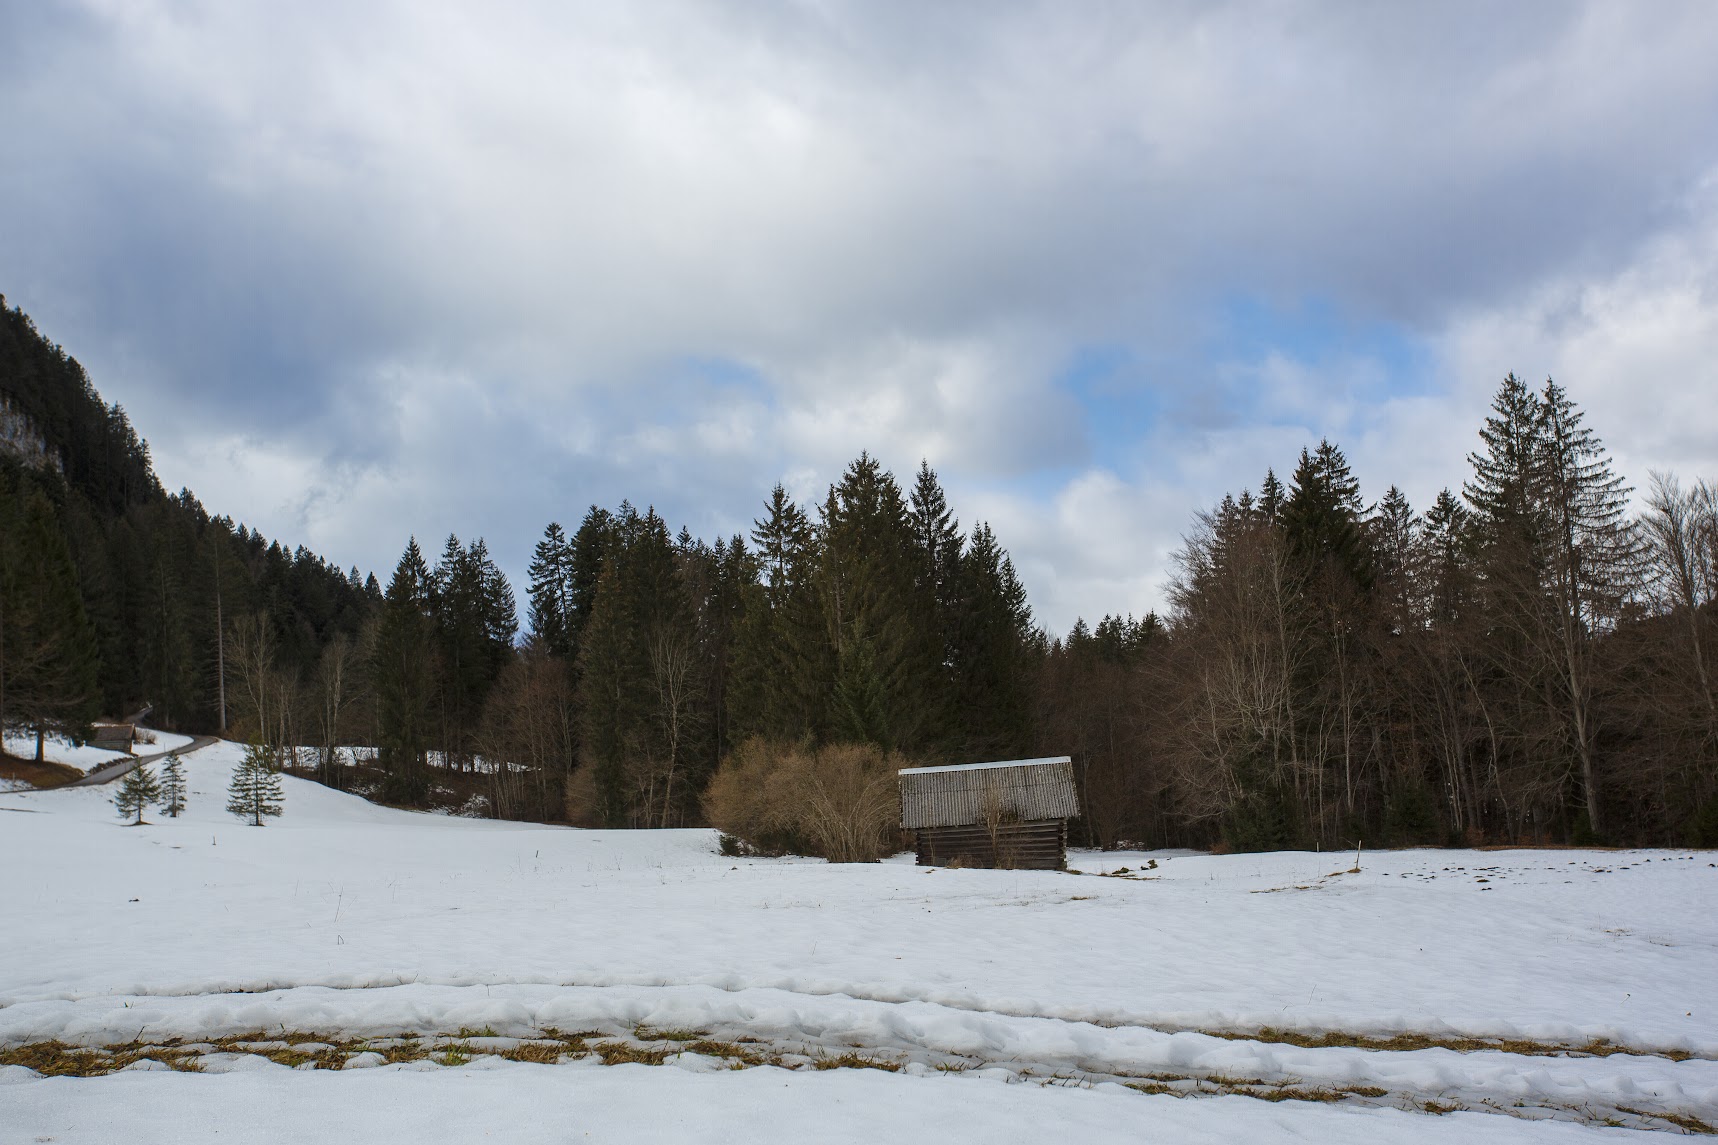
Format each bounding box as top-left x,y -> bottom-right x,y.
3,1 -> 1718,629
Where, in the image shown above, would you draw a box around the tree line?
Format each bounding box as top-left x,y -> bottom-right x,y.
5,295 -> 1715,848
1,299 -> 378,760
1045,375 -> 1717,850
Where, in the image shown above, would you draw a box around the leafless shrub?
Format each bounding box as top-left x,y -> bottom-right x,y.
704,737 -> 903,862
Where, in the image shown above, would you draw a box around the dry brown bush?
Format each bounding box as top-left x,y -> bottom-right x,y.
704,738 -> 903,862
562,763 -> 604,829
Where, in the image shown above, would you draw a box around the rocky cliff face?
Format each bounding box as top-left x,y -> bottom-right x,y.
0,394 -> 60,472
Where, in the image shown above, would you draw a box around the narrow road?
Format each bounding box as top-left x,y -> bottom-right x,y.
66,735 -> 220,787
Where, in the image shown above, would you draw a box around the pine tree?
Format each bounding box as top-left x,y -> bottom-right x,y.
816,454 -> 935,752
576,504 -> 695,826
1371,486 -> 1420,633
729,486 -> 826,743
158,751 -> 187,817
1283,439 -> 1371,587
372,539 -> 439,803
0,476 -> 101,757
114,763 -> 161,825
226,741 -> 284,825
1259,469 -> 1286,524
567,506 -> 616,654
907,461 -> 963,745
527,522 -> 576,658
1534,378 -> 1641,835
951,522 -> 1037,757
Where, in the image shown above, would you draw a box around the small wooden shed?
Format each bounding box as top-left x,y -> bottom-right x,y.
89,724 -> 135,753
898,756 -> 1080,870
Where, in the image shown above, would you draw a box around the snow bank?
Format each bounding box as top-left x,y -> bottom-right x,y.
0,1055 -> 1644,1145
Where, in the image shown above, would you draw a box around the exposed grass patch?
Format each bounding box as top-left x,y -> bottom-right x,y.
382,1041 -> 432,1064
0,754 -> 84,790
1201,1026 -> 1693,1061
681,1039 -> 780,1067
592,1041 -> 671,1066
635,1026 -> 706,1043
812,1051 -> 901,1072
1618,1106 -> 1718,1135
456,1026 -> 498,1039
0,1040 -> 206,1077
501,1042 -> 568,1064
1253,1087 -> 1341,1103
1125,1080 -> 1182,1096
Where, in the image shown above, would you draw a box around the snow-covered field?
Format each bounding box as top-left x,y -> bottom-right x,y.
2,740 -> 1715,1142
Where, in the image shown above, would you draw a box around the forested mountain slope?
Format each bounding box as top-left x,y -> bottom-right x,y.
0,297 -> 378,739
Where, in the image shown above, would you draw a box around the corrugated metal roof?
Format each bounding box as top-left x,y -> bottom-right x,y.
898,756 -> 1079,829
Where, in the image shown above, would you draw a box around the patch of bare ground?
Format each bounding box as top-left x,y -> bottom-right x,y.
0,753 -> 83,790
1201,1026 -> 1695,1062
9,1026 -> 1711,1133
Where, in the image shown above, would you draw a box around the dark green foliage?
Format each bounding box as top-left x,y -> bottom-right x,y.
0,471 -> 100,750
816,454 -> 941,752
158,752 -> 187,817
1283,439 -> 1371,589
526,522 -> 576,659
227,741 -> 284,825
431,535 -> 517,763
372,540 -> 438,803
113,763 -> 161,825
576,504 -> 695,826
1,300 -> 379,736
950,523 -> 1035,758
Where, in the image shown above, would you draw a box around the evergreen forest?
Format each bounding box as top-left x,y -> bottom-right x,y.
3,298 -> 1715,849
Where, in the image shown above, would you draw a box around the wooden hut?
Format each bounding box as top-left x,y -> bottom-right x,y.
89,723 -> 135,754
898,756 -> 1080,870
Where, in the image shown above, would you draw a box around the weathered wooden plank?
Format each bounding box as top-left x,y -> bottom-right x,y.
898,758 -> 1079,830
913,819 -> 1067,870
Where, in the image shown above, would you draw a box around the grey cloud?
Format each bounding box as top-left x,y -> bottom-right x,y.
3,0 -> 1717,626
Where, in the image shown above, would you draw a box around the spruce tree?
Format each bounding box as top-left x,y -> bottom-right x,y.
1535,378 -> 1641,835
1283,439 -> 1371,587
114,763 -> 161,825
527,522 -> 576,658
158,751 -> 187,817
730,486 -> 826,743
907,461 -> 963,745
951,523 -> 1037,757
372,539 -> 439,802
567,506 -> 616,655
816,454 -> 934,752
0,477 -> 100,757
226,741 -> 285,825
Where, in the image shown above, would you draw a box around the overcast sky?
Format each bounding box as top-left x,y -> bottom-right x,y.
4,1 -> 1718,633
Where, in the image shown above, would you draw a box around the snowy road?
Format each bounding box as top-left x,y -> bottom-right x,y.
63,734 -> 218,787
3,740 -> 1715,1141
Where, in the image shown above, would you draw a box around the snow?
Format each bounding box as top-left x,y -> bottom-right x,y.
2,726 -> 195,771
898,755 -> 1071,774
0,1058 -> 1644,1145
2,738 -> 1715,1142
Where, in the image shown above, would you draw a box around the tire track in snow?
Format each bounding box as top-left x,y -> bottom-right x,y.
4,980 -> 1715,1133
7,971 -> 1712,1063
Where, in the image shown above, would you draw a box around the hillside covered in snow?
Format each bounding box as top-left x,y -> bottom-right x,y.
2,742 -> 1716,1142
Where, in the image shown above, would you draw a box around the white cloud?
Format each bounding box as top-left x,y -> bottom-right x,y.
5,1 -> 1718,628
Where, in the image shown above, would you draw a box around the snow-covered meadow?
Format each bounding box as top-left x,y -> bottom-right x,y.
2,740 -> 1715,1142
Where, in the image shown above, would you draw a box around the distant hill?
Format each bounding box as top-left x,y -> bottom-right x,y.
0,296 -> 378,735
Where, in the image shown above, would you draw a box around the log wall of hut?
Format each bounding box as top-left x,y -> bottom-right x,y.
912,819 -> 1067,870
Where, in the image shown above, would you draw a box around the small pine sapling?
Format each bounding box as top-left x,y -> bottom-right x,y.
158,752 -> 187,818
226,742 -> 285,826
114,764 -> 162,826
